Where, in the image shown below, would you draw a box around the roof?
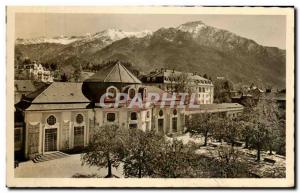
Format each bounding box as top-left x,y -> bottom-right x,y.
25,103 -> 90,111
186,103 -> 244,114
142,69 -> 212,85
31,82 -> 90,103
144,85 -> 166,95
86,62 -> 141,83
16,82 -> 90,111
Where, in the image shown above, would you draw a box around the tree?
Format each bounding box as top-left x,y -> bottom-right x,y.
255,94 -> 281,155
175,72 -> 190,92
50,63 -> 58,71
152,139 -> 200,178
215,146 -> 249,177
61,73 -> 68,82
213,79 -> 234,103
211,116 -> 226,143
187,113 -> 216,146
81,125 -> 126,178
248,122 -> 269,161
224,118 -> 243,147
73,69 -> 81,82
122,128 -> 165,178
239,106 -> 256,148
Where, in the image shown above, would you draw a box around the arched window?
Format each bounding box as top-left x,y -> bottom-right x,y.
47,115 -> 56,125
107,86 -> 118,98
159,110 -> 164,117
146,111 -> 150,118
131,112 -> 137,120
76,114 -> 84,124
128,88 -> 136,99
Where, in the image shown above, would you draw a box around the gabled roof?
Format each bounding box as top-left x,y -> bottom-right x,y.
16,82 -> 90,111
86,62 -> 141,84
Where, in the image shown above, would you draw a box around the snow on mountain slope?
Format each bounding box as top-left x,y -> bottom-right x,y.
16,29 -> 153,45
16,36 -> 82,45
177,21 -> 207,34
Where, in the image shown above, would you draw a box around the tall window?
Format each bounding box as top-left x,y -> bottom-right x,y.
172,117 -> 177,132
47,115 -> 56,125
131,112 -> 137,120
107,113 -> 116,122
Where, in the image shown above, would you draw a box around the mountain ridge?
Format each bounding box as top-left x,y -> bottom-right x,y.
15,20 -> 286,88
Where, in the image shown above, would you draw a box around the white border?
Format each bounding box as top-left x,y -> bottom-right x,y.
5,5 -> 295,188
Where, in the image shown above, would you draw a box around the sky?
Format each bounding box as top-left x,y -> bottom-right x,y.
15,13 -> 286,49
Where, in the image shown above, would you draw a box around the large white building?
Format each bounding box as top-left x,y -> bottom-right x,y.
27,62 -> 54,83
15,62 -> 243,160
141,69 -> 214,104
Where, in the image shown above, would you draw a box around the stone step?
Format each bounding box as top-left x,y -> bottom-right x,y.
32,152 -> 69,163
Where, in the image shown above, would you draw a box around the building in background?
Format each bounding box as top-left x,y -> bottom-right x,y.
141,68 -> 214,104
27,62 -> 54,83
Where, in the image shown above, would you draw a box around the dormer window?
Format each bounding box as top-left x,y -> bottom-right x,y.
107,86 -> 118,98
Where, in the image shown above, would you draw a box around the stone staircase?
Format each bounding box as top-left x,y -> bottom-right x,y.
32,152 -> 69,163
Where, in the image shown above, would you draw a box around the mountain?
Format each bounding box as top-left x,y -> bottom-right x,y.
15,21 -> 285,88
16,36 -> 83,45
15,28 -> 152,67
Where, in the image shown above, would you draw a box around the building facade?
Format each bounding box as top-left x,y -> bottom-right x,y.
27,62 -> 54,83
140,69 -> 214,104
15,63 -> 243,160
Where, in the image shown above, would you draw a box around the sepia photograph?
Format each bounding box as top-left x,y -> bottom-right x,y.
6,6 -> 294,188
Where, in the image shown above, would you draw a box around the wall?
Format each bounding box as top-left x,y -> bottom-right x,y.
24,109 -> 91,159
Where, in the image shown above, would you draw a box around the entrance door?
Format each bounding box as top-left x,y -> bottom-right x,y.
74,126 -> 84,147
158,119 -> 164,134
45,128 -> 57,152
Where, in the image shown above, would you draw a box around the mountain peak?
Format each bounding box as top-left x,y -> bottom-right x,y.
177,20 -> 207,33
181,20 -> 205,26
